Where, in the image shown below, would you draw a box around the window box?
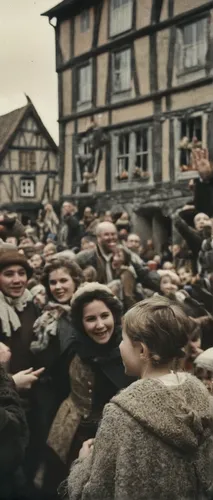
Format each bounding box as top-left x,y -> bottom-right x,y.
133,168 -> 150,180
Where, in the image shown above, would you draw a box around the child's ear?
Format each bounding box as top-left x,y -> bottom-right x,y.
139,342 -> 146,359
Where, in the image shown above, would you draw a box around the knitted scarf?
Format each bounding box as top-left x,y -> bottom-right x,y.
0,289 -> 32,337
31,302 -> 71,353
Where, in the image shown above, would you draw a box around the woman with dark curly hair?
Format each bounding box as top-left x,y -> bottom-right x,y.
36,281 -> 133,499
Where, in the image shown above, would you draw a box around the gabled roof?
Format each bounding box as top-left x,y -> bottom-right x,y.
0,96 -> 58,161
0,106 -> 27,155
42,0 -> 101,19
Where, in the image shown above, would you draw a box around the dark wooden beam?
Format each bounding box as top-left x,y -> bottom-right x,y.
60,76 -> 213,123
55,23 -> 63,67
58,71 -> 63,119
0,170 -> 57,176
105,52 -> 111,105
71,120 -> 78,194
92,1 -> 103,48
72,67 -> 77,113
92,57 -> 97,108
131,43 -> 140,97
9,146 -> 53,152
59,122 -> 65,197
166,0 -> 175,110
57,2 -> 213,72
169,118 -> 175,181
149,29 -> 162,184
70,17 -> 75,59
8,152 -> 13,201
207,110 -> 213,162
40,151 -> 49,171
151,0 -> 164,24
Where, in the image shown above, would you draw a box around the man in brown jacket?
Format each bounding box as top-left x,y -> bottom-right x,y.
76,222 -> 160,291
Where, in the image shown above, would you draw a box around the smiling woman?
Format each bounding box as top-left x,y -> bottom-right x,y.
34,282 -> 133,498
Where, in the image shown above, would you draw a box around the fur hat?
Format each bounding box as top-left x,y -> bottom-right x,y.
71,281 -> 117,307
0,249 -> 33,279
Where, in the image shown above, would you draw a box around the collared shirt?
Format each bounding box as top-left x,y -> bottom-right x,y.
98,246 -> 113,283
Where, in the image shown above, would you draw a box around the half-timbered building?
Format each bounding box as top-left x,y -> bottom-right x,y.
0,96 -> 59,219
43,0 -> 213,250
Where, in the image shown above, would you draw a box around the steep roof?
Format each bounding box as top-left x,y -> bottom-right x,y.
42,0 -> 101,19
0,96 -> 58,161
0,106 -> 27,155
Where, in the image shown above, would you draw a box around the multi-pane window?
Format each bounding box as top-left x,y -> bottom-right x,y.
179,116 -> 202,171
19,151 -> 36,171
80,9 -> 90,32
78,64 -> 92,104
20,178 -> 35,198
117,133 -> 130,177
115,128 -> 152,182
180,19 -> 207,70
110,0 -> 133,37
112,49 -> 131,94
135,130 -> 149,173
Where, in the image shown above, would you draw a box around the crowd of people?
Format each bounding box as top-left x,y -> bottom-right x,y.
1,148 -> 213,499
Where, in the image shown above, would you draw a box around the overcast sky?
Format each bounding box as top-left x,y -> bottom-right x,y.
0,0 -> 59,143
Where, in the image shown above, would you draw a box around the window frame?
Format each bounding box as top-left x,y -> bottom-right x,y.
112,126 -> 153,188
174,111 -> 207,180
116,132 -> 130,178
20,177 -> 36,198
19,150 -> 36,172
77,62 -> 92,107
109,0 -> 133,38
135,129 -> 149,174
111,47 -> 131,96
177,16 -> 208,75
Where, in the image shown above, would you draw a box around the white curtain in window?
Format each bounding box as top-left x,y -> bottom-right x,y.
110,0 -> 132,37
113,49 -> 131,92
79,65 -> 92,103
183,19 -> 207,69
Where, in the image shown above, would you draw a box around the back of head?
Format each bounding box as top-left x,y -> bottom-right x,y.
124,296 -> 196,365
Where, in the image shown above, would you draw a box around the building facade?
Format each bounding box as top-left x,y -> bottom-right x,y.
0,96 -> 59,219
43,0 -> 213,250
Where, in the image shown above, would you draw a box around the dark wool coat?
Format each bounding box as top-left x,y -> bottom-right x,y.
67,374 -> 213,500
33,317 -> 132,498
194,177 -> 213,217
58,214 -> 82,250
0,301 -> 39,374
0,364 -> 28,499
